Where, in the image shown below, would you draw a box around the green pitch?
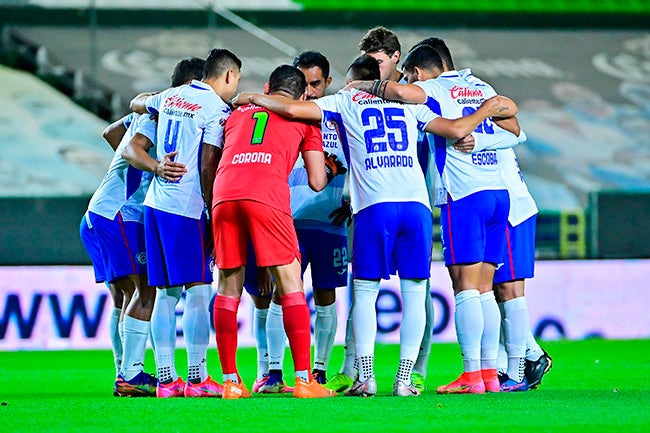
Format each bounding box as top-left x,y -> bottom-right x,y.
1,339 -> 648,433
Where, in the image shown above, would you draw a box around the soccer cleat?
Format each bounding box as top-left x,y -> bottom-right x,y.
258,372 -> 293,394
344,376 -> 377,397
500,375 -> 529,392
114,371 -> 157,397
222,379 -> 251,399
481,369 -> 501,393
312,369 -> 327,385
156,377 -> 186,398
325,373 -> 354,392
411,372 -> 426,392
294,378 -> 337,398
525,349 -> 552,390
436,372 -> 486,394
184,376 -> 223,397
252,375 -> 268,393
393,379 -> 420,397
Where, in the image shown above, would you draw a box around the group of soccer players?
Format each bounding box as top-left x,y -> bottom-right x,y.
81,25 -> 551,399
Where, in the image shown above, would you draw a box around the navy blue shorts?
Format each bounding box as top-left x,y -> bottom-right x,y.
297,228 -> 348,289
494,214 -> 536,284
440,190 -> 510,266
353,202 -> 433,280
87,211 -> 147,281
80,214 -> 108,283
144,206 -> 213,287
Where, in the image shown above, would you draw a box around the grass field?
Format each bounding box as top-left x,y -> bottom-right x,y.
1,339 -> 649,433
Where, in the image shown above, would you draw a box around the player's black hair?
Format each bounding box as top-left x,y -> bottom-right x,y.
268,65 -> 307,99
203,48 -> 242,80
171,57 -> 206,87
411,37 -> 455,70
402,45 -> 444,74
346,54 -> 381,81
293,51 -> 330,80
358,26 -> 401,56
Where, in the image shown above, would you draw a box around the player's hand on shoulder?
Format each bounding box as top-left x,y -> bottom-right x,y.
231,92 -> 254,107
324,151 -> 347,183
156,151 -> 188,181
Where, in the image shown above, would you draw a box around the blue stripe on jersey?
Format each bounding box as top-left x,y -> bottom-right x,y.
323,110 -> 350,166
125,165 -> 144,199
424,96 -> 446,178
416,133 -> 429,176
190,83 -> 208,90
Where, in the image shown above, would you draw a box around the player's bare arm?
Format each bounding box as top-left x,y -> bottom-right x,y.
425,95 -> 518,139
493,116 -> 521,136
200,143 -> 222,212
102,115 -> 130,150
129,92 -> 156,114
302,149 -> 328,192
345,80 -> 427,104
232,93 -> 322,121
122,133 -> 187,181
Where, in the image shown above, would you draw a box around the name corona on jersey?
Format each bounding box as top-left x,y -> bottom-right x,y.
365,154 -> 414,170
471,150 -> 498,166
232,152 -> 272,165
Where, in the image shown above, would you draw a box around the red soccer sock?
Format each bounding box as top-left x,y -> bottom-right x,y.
281,292 -> 312,375
213,295 -> 240,375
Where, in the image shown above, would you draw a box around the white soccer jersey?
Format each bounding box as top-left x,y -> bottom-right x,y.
314,89 -> 436,214
418,71 -> 518,206
87,113 -> 157,223
459,69 -> 537,225
143,80 -> 230,218
289,112 -> 347,235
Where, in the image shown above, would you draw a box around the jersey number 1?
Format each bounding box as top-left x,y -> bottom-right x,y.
251,111 -> 269,145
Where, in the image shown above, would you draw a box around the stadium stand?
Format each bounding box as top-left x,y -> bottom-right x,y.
0,1 -> 649,262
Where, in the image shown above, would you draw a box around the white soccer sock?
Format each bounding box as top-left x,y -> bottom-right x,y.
109,307 -> 123,376
253,307 -> 269,380
340,299 -> 357,377
480,291 -> 501,371
183,284 -> 211,383
266,300 -> 287,372
314,303 -> 337,372
454,289 -> 482,373
400,278 -> 426,364
503,297 -> 530,382
497,302 -> 508,373
526,334 -> 544,361
120,315 -> 150,381
152,286 -> 182,384
413,279 -> 434,377
352,279 -> 380,380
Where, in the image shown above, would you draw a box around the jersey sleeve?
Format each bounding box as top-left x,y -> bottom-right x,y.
122,112 -> 136,129
133,114 -> 157,144
313,93 -> 342,118
144,90 -> 167,114
410,103 -> 439,132
300,123 -> 324,153
203,107 -> 230,148
471,125 -> 521,152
